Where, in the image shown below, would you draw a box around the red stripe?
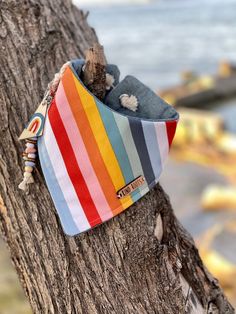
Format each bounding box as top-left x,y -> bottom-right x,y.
166,121 -> 177,147
48,99 -> 102,227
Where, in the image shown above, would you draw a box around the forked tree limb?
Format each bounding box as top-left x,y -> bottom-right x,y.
0,1 -> 234,313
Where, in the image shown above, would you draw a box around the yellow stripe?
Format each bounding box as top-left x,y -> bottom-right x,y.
72,74 -> 133,208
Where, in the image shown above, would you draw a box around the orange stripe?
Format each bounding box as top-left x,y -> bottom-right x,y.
62,67 -> 124,213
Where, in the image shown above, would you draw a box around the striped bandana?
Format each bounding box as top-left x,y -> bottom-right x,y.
37,61 -> 178,236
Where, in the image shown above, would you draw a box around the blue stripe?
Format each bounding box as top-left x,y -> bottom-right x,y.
96,99 -> 141,201
142,121 -> 162,182
128,118 -> 155,186
38,137 -> 80,236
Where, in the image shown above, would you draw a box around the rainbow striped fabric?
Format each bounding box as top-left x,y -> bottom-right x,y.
38,62 -> 178,236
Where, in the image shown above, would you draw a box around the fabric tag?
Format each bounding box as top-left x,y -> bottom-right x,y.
19,94 -> 52,140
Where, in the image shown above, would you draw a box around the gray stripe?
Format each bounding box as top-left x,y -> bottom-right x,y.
129,118 -> 155,186
142,121 -> 162,183
113,114 -> 148,195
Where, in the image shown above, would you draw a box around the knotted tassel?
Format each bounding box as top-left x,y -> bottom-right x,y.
119,94 -> 139,112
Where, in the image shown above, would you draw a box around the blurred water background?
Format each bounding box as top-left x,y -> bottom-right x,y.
1,0 -> 236,312
85,0 -> 236,130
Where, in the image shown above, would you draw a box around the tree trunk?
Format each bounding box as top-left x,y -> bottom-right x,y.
0,1 -> 234,313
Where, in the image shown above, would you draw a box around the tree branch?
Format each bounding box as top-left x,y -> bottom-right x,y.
82,43 -> 107,100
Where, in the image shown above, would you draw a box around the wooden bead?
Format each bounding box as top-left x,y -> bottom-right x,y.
25,157 -> 35,162
27,139 -> 37,144
25,166 -> 33,173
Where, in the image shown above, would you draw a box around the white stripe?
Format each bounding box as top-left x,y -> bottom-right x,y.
155,122 -> 169,169
43,116 -> 91,232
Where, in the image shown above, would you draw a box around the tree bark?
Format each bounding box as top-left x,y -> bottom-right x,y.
0,1 -> 234,313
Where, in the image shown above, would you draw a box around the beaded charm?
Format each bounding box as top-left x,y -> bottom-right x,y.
18,62 -> 70,192
18,138 -> 37,191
